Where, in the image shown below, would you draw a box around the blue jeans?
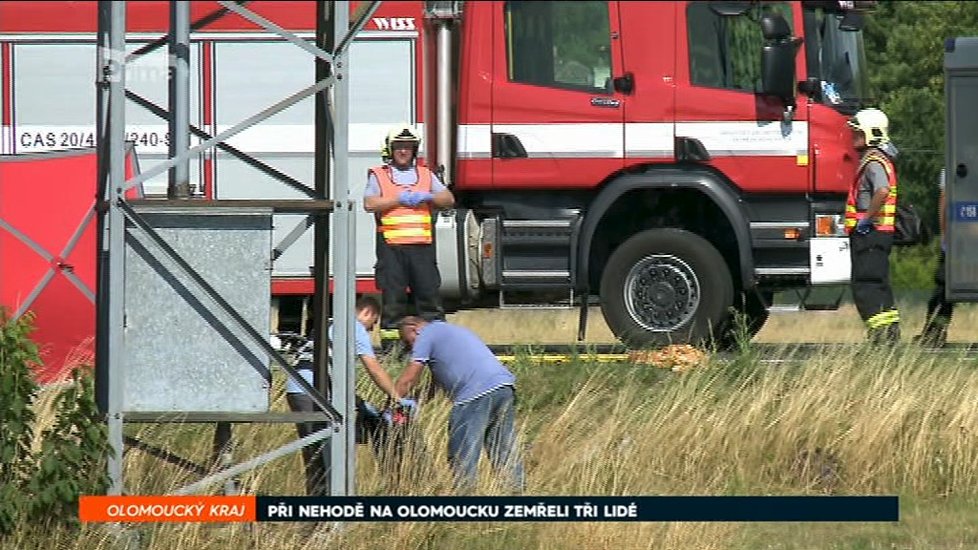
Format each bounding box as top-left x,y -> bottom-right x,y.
448,385 -> 525,493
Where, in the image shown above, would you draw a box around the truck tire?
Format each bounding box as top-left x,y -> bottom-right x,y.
718,290 -> 773,349
740,290 -> 772,336
599,228 -> 734,348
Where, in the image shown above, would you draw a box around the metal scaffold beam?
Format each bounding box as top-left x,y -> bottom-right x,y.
168,0 -> 191,199
96,0 -> 128,497
95,0 -> 369,498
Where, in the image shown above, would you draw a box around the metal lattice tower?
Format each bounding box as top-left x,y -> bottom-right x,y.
95,0 -> 378,497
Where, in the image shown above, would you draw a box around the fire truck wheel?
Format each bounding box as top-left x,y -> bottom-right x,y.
717,290 -> 773,349
600,228 -> 734,348
739,290 -> 772,335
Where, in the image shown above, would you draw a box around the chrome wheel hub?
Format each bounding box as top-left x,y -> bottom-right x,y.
623,255 -> 700,332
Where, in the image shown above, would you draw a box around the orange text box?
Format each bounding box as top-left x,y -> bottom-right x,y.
79,495 -> 256,523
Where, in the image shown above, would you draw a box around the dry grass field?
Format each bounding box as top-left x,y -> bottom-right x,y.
445,299 -> 978,345
8,297 -> 978,550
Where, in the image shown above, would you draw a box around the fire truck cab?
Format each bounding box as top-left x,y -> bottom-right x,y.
425,0 -> 875,346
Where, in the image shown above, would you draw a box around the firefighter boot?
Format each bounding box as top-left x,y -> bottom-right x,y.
867,323 -> 900,346
884,322 -> 901,344
913,321 -> 948,348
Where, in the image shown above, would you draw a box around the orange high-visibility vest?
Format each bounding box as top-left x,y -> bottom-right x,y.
845,150 -> 898,234
372,165 -> 433,245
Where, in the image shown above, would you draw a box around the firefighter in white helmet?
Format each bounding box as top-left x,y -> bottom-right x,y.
364,124 -> 455,355
844,108 -> 901,343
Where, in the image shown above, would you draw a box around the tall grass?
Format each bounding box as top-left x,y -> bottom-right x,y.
443,298 -> 978,346
7,342 -> 978,549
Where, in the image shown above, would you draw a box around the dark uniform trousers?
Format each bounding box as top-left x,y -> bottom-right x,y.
375,236 -> 445,351
286,392 -> 329,496
850,229 -> 900,343
918,250 -> 954,345
288,386 -> 405,496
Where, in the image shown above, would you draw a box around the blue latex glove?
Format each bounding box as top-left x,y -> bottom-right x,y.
413,191 -> 434,204
855,218 -> 874,235
408,191 -> 428,207
398,398 -> 418,413
381,411 -> 393,426
398,190 -> 416,206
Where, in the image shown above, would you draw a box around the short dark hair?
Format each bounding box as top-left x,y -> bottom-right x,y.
397,316 -> 427,331
356,295 -> 381,316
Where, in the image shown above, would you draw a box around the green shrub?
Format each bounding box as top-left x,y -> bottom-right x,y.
891,241 -> 940,290
26,368 -> 110,527
0,308 -> 110,537
0,309 -> 40,534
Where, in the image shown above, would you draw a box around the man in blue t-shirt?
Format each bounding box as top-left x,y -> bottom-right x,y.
915,168 -> 955,347
285,296 -> 412,495
394,316 -> 525,493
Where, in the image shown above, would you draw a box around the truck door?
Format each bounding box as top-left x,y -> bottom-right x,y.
945,37 -> 978,301
676,1 -> 810,194
490,1 -> 625,190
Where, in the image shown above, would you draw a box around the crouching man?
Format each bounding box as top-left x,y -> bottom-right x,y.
395,316 -> 525,493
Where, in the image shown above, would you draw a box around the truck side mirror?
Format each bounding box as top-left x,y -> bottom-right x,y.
761,41 -> 798,101
761,12 -> 792,40
838,11 -> 865,32
759,13 -> 801,107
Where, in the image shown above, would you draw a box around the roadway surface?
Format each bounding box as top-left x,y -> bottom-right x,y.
483,343 -> 978,365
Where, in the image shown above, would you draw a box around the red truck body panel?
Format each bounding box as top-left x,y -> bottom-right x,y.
0,0 -> 866,378
0,148 -> 141,383
0,0 -> 858,200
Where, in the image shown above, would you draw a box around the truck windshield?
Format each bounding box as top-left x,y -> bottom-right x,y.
803,7 -> 871,114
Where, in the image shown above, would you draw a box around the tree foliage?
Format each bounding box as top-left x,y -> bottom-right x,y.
863,1 -> 978,233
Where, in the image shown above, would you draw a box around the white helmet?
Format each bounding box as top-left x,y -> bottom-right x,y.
381,124 -> 421,161
847,108 -> 890,146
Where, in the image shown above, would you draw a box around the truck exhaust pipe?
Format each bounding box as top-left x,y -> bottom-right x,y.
424,1 -> 462,185
436,20 -> 453,185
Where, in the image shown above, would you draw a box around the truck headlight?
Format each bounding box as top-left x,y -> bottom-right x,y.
815,214 -> 847,237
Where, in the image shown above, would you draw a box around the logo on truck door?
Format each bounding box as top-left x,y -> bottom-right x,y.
372,17 -> 416,31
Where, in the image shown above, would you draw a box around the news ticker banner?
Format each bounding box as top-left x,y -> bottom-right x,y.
79,495 -> 899,523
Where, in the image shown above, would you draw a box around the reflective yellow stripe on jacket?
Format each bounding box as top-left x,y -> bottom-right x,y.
372,165 -> 434,245
380,214 -> 432,226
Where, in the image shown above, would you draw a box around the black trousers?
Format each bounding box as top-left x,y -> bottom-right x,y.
375,237 -> 445,344
923,250 -> 954,331
850,230 -> 900,341
287,389 -> 396,495
286,393 -> 329,496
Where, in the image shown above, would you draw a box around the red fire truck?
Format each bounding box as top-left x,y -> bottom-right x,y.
0,0 -> 874,351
